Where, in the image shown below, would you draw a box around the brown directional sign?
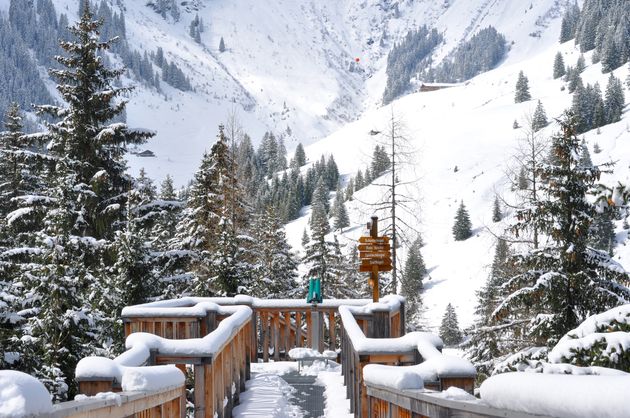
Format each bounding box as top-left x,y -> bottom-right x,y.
358,244 -> 390,252
360,258 -> 392,267
359,252 -> 391,260
359,236 -> 389,244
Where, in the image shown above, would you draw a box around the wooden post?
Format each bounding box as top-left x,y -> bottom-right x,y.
370,216 -> 379,302
273,312 -> 280,361
194,364 -> 205,418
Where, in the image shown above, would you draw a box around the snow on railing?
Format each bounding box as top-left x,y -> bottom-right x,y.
123,304 -> 252,357
74,300 -> 254,418
0,370 -> 54,417
480,372 -> 630,418
0,369 -> 186,418
121,295 -> 373,313
339,295 -> 476,418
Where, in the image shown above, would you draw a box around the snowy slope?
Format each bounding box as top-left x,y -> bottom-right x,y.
288,38 -> 630,333
10,0 -> 569,185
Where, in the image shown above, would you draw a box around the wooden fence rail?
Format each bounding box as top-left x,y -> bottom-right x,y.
50,384 -> 186,418
365,385 -> 548,418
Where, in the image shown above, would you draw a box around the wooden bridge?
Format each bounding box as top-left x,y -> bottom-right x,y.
39,296 -> 547,418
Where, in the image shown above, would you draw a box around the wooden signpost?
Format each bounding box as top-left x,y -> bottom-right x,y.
359,216 -> 392,302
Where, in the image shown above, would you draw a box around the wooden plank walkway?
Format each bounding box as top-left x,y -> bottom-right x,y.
282,372 -> 325,418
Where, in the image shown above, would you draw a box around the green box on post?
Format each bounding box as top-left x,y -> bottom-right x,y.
307,278 -> 322,304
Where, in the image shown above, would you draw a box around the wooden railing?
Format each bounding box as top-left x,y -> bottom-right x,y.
51,384 -> 186,418
339,297 -> 476,418
365,385 -> 547,418
46,296 -> 407,418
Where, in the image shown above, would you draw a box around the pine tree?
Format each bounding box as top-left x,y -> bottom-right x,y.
453,201 -> 472,241
575,54 -> 586,73
578,142 -> 593,168
466,238 -> 513,375
326,235 -> 361,299
14,3 -> 153,398
291,142 -> 307,168
311,177 -> 330,216
345,178 -> 354,201
553,52 -> 565,79
301,228 -> 310,248
24,158 -> 95,401
355,170 -> 365,190
604,72 -> 625,124
332,188 -> 350,231
567,70 -> 582,94
400,236 -> 426,331
532,100 -> 548,131
439,303 -> 463,346
219,36 -> 225,52
514,70 -> 531,103
249,207 -> 298,298
303,185 -> 333,284
559,1 -> 580,43
178,126 -> 250,296
0,103 -> 46,248
494,111 -> 630,352
492,196 -> 502,222
371,145 -> 391,178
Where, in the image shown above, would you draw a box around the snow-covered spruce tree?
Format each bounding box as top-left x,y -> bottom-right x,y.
301,228 -> 310,248
327,235 -> 362,299
219,36 -> 225,52
12,3 -> 153,397
400,235 -> 426,331
371,144 -> 390,178
559,1 -> 580,43
311,177 -> 330,216
249,207 -> 298,298
514,71 -> 531,103
291,142 -> 307,168
0,107 -> 53,379
36,3 -> 153,241
552,52 -> 565,79
107,177 -> 156,310
547,304 -> 630,372
178,126 -> 251,296
0,103 -> 49,249
578,142 -> 593,168
440,303 -> 463,346
452,201 -> 472,241
492,196 -> 502,223
304,177 -> 332,281
331,187 -> 350,231
531,100 -> 548,132
465,238 -> 514,376
303,180 -> 358,298
150,174 -> 183,250
604,72 -> 625,124
493,111 -> 630,352
23,158 -> 96,401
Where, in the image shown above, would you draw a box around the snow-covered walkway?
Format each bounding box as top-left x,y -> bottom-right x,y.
232,361 -> 352,418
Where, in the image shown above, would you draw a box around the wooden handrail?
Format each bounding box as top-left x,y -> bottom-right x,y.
365,384 -> 549,418
51,384 -> 186,418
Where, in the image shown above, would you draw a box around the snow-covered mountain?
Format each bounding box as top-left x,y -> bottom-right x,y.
1,0 -> 567,185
